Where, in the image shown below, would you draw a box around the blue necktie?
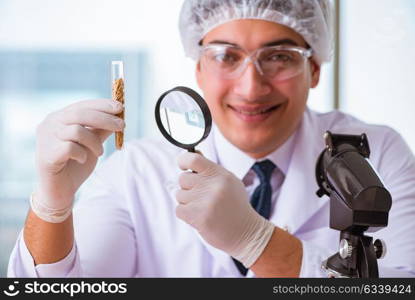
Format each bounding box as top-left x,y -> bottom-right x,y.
233,160 -> 276,276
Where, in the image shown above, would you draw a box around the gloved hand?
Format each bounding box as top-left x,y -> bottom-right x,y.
33,99 -> 124,223
176,152 -> 275,268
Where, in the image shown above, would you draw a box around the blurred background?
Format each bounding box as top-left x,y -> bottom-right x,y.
0,0 -> 414,277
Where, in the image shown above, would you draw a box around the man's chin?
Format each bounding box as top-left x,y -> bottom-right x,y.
228,135 -> 276,158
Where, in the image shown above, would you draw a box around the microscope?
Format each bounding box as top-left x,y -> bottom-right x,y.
315,131 -> 392,278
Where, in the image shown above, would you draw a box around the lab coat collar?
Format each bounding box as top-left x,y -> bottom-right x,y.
212,124 -> 254,179
210,123 -> 297,179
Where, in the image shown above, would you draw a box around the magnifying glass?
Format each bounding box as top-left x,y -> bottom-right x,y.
155,86 -> 212,152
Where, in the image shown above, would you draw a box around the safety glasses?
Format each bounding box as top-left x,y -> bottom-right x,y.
199,43 -> 313,81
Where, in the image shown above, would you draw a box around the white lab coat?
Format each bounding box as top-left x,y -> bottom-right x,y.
8,108 -> 415,277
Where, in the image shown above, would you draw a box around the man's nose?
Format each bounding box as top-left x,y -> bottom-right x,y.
232,62 -> 272,101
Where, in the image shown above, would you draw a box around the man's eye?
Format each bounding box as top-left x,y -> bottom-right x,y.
213,53 -> 239,64
266,53 -> 292,62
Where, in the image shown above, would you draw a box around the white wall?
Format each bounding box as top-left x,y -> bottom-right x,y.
340,0 -> 415,151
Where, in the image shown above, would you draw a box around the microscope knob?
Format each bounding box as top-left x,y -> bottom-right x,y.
374,239 -> 387,259
339,239 -> 353,259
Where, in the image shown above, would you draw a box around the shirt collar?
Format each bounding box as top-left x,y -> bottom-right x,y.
213,123 -> 298,180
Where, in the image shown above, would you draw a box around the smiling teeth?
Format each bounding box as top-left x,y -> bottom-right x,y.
236,108 -> 273,115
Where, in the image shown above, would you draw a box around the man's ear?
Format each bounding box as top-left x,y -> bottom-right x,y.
195,61 -> 203,90
310,59 -> 321,88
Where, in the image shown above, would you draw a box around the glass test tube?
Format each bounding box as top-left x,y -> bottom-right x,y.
111,61 -> 125,150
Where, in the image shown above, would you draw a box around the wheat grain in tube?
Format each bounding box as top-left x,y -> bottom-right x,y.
111,61 -> 125,150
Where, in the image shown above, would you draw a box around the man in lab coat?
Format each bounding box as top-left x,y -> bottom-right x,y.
8,0 -> 415,277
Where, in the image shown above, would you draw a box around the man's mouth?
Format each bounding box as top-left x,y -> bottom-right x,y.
230,105 -> 279,115
227,104 -> 282,121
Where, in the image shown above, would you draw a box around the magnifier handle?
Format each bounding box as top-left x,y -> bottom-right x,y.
188,148 -> 204,155
188,148 -> 195,153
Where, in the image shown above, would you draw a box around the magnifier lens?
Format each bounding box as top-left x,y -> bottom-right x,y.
160,91 -> 205,144
155,87 -> 212,152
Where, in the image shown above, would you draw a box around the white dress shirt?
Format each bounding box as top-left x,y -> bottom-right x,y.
7,108 -> 415,277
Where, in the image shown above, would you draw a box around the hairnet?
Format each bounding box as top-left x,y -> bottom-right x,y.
179,0 -> 333,64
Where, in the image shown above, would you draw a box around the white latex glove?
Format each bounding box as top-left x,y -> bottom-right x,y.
33,99 -> 124,222
176,152 -> 275,268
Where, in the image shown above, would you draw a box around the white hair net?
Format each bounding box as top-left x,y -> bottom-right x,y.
179,0 -> 333,64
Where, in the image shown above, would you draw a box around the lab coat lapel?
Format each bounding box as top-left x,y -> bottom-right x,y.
270,109 -> 329,235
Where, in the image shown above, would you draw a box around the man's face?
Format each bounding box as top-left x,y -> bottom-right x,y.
196,19 -> 321,158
